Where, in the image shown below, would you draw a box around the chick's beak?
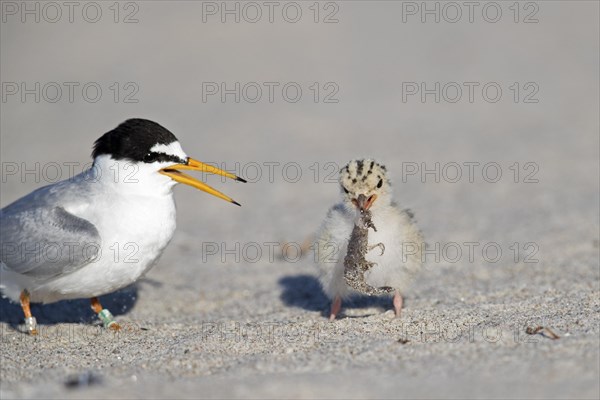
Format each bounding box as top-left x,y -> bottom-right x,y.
159,157 -> 246,206
352,194 -> 377,211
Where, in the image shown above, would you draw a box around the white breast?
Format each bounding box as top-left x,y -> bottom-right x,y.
30,185 -> 177,303
363,205 -> 423,293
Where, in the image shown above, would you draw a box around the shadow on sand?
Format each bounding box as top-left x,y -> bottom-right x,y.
278,274 -> 393,318
0,285 -> 138,329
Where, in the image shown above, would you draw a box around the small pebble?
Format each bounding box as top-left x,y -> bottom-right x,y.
64,371 -> 103,389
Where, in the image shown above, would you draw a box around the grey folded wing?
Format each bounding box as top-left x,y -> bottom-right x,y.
0,206 -> 101,279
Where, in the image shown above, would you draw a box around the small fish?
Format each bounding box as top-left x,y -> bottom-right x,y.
343,207 -> 392,295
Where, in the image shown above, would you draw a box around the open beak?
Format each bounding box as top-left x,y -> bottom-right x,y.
352,194 -> 377,212
159,157 -> 246,206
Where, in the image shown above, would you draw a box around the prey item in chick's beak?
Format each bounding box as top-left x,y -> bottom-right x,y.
159,157 -> 246,206
352,193 -> 378,212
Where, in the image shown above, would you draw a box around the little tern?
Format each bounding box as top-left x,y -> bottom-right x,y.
0,118 -> 246,334
314,159 -> 424,320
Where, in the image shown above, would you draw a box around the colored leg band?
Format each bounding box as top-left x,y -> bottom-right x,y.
98,309 -> 117,328
25,317 -> 37,333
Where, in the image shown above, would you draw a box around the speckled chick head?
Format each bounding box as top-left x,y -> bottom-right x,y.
339,159 -> 392,210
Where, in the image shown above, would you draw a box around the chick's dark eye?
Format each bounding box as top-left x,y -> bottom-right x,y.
342,186 -> 349,194
377,179 -> 383,188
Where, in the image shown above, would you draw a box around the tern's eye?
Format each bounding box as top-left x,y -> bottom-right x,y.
143,152 -> 158,163
342,186 -> 349,194
377,179 -> 383,188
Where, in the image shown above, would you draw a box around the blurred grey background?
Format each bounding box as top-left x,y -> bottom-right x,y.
1,1 -> 599,399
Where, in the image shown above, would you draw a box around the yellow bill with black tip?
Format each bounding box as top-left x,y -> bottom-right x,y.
159,158 -> 244,206
172,158 -> 247,182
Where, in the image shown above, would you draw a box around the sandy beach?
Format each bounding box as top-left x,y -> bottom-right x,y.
1,1 -> 599,398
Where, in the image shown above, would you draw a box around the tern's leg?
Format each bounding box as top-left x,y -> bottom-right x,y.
90,297 -> 120,331
329,295 -> 342,321
393,291 -> 403,318
19,290 -> 37,335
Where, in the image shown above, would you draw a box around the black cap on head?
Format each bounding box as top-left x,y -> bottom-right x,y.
92,119 -> 180,162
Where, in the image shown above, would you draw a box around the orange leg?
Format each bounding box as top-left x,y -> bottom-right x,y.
393,291 -> 403,318
20,290 -> 37,335
90,297 -> 103,313
329,295 -> 342,321
90,297 -> 120,331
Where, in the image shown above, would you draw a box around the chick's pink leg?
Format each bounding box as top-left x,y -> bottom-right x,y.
393,291 -> 403,317
329,295 -> 342,321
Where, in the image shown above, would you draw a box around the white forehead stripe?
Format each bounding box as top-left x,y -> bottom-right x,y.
150,141 -> 187,159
